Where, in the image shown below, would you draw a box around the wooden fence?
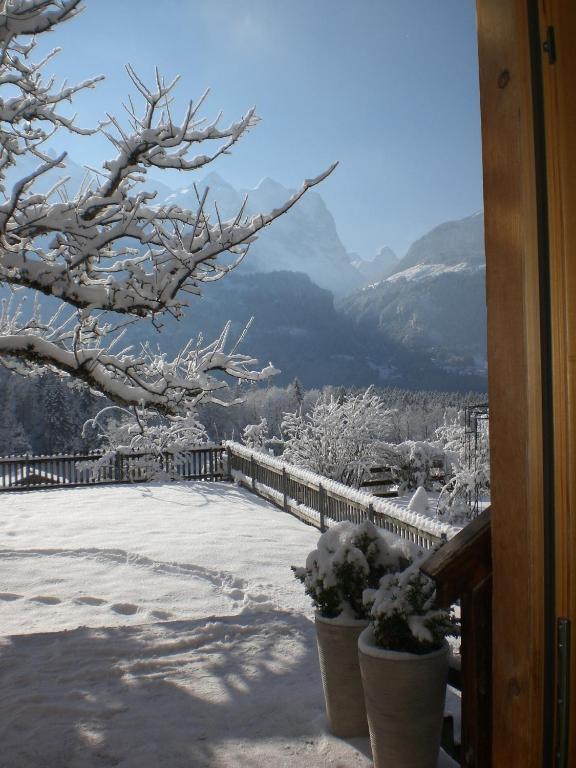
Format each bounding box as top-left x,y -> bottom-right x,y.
0,445 -> 226,491
0,442 -> 458,548
226,442 -> 458,548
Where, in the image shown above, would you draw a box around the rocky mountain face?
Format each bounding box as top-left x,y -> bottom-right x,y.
391,211 -> 485,273
339,213 -> 487,377
127,270 -> 375,389
164,173 -> 365,297
351,246 -> 399,287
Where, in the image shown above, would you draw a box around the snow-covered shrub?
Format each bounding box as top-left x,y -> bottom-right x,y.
408,486 -> 430,515
370,439 -> 445,493
292,521 -> 413,620
281,388 -> 395,487
242,418 -> 270,450
436,412 -> 490,521
363,562 -> 458,654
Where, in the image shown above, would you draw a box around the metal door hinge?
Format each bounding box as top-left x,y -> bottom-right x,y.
555,618 -> 570,768
543,26 -> 557,64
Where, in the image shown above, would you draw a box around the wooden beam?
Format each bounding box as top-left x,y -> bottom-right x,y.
421,507 -> 491,607
460,576 -> 493,768
476,0 -> 547,764
421,511 -> 493,767
538,1 -> 576,763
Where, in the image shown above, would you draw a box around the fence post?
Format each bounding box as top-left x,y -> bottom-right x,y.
223,446 -> 231,481
163,451 -> 172,479
250,455 -> 256,492
319,484 -> 326,532
283,467 -> 288,511
115,452 -> 123,482
368,502 -> 375,524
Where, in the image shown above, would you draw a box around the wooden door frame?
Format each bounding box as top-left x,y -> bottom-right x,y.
477,0 -> 575,764
540,2 -> 576,764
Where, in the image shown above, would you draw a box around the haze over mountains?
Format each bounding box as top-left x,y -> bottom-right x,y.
159,173 -> 488,390
164,172 -> 366,297
351,247 -> 400,287
4,159 -> 488,391
339,212 -> 487,378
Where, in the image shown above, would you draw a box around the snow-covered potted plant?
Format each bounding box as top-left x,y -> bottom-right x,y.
292,520 -> 412,738
359,563 -> 458,768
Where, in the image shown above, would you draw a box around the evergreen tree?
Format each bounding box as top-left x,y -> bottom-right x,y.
39,376 -> 82,453
291,377 -> 304,408
0,388 -> 31,455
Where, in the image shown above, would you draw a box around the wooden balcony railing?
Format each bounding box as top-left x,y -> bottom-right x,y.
226,442 -> 459,548
0,445 -> 226,491
421,506 -> 492,768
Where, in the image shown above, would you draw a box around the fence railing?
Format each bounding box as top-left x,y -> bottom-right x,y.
225,442 -> 459,548
1,442 -> 459,546
0,445 -> 226,491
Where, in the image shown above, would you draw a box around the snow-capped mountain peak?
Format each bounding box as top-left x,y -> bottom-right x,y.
352,245 -> 399,286
156,172 -> 362,296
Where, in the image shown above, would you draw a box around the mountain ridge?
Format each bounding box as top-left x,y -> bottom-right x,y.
2,156 -> 488,391
339,212 -> 487,378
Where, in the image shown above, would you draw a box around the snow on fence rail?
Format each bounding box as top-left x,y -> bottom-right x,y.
225,442 -> 459,549
0,446 -> 226,491
0,442 -> 458,546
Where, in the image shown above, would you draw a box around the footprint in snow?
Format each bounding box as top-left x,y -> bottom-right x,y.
150,609 -> 172,620
247,594 -> 270,604
110,603 -> 138,616
74,596 -> 107,606
29,596 -> 62,605
0,592 -> 21,601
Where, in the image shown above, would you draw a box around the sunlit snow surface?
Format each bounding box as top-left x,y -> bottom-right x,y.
0,482 -> 457,767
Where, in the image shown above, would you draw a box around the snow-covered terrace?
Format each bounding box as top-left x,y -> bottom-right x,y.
0,481 -> 458,767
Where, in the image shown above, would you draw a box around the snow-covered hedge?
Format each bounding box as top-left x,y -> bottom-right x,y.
226,442 -> 460,542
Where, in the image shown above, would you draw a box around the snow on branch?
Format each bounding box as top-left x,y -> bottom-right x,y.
0,0 -> 336,412
0,301 -> 278,414
0,1 -> 82,40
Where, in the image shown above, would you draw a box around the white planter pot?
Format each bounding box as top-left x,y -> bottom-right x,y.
315,613 -> 369,737
358,626 -> 449,768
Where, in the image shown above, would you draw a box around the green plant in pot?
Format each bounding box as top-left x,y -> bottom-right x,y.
359,562 -> 459,768
292,520 -> 413,738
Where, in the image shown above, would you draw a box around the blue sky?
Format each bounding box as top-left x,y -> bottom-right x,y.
36,0 -> 482,259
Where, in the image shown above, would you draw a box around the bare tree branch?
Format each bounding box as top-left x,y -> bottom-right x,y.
0,0 -> 337,413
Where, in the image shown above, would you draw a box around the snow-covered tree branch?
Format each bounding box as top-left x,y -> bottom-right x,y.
0,0 -> 335,413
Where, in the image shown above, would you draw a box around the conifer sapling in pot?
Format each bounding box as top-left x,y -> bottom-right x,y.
359,561 -> 459,768
292,520 -> 412,738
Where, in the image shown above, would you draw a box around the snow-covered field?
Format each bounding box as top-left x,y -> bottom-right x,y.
0,481 -> 457,767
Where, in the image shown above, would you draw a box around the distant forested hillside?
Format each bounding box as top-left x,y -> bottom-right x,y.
0,367 -> 485,456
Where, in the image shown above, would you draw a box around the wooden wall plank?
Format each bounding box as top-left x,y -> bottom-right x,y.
476,0 -> 546,764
